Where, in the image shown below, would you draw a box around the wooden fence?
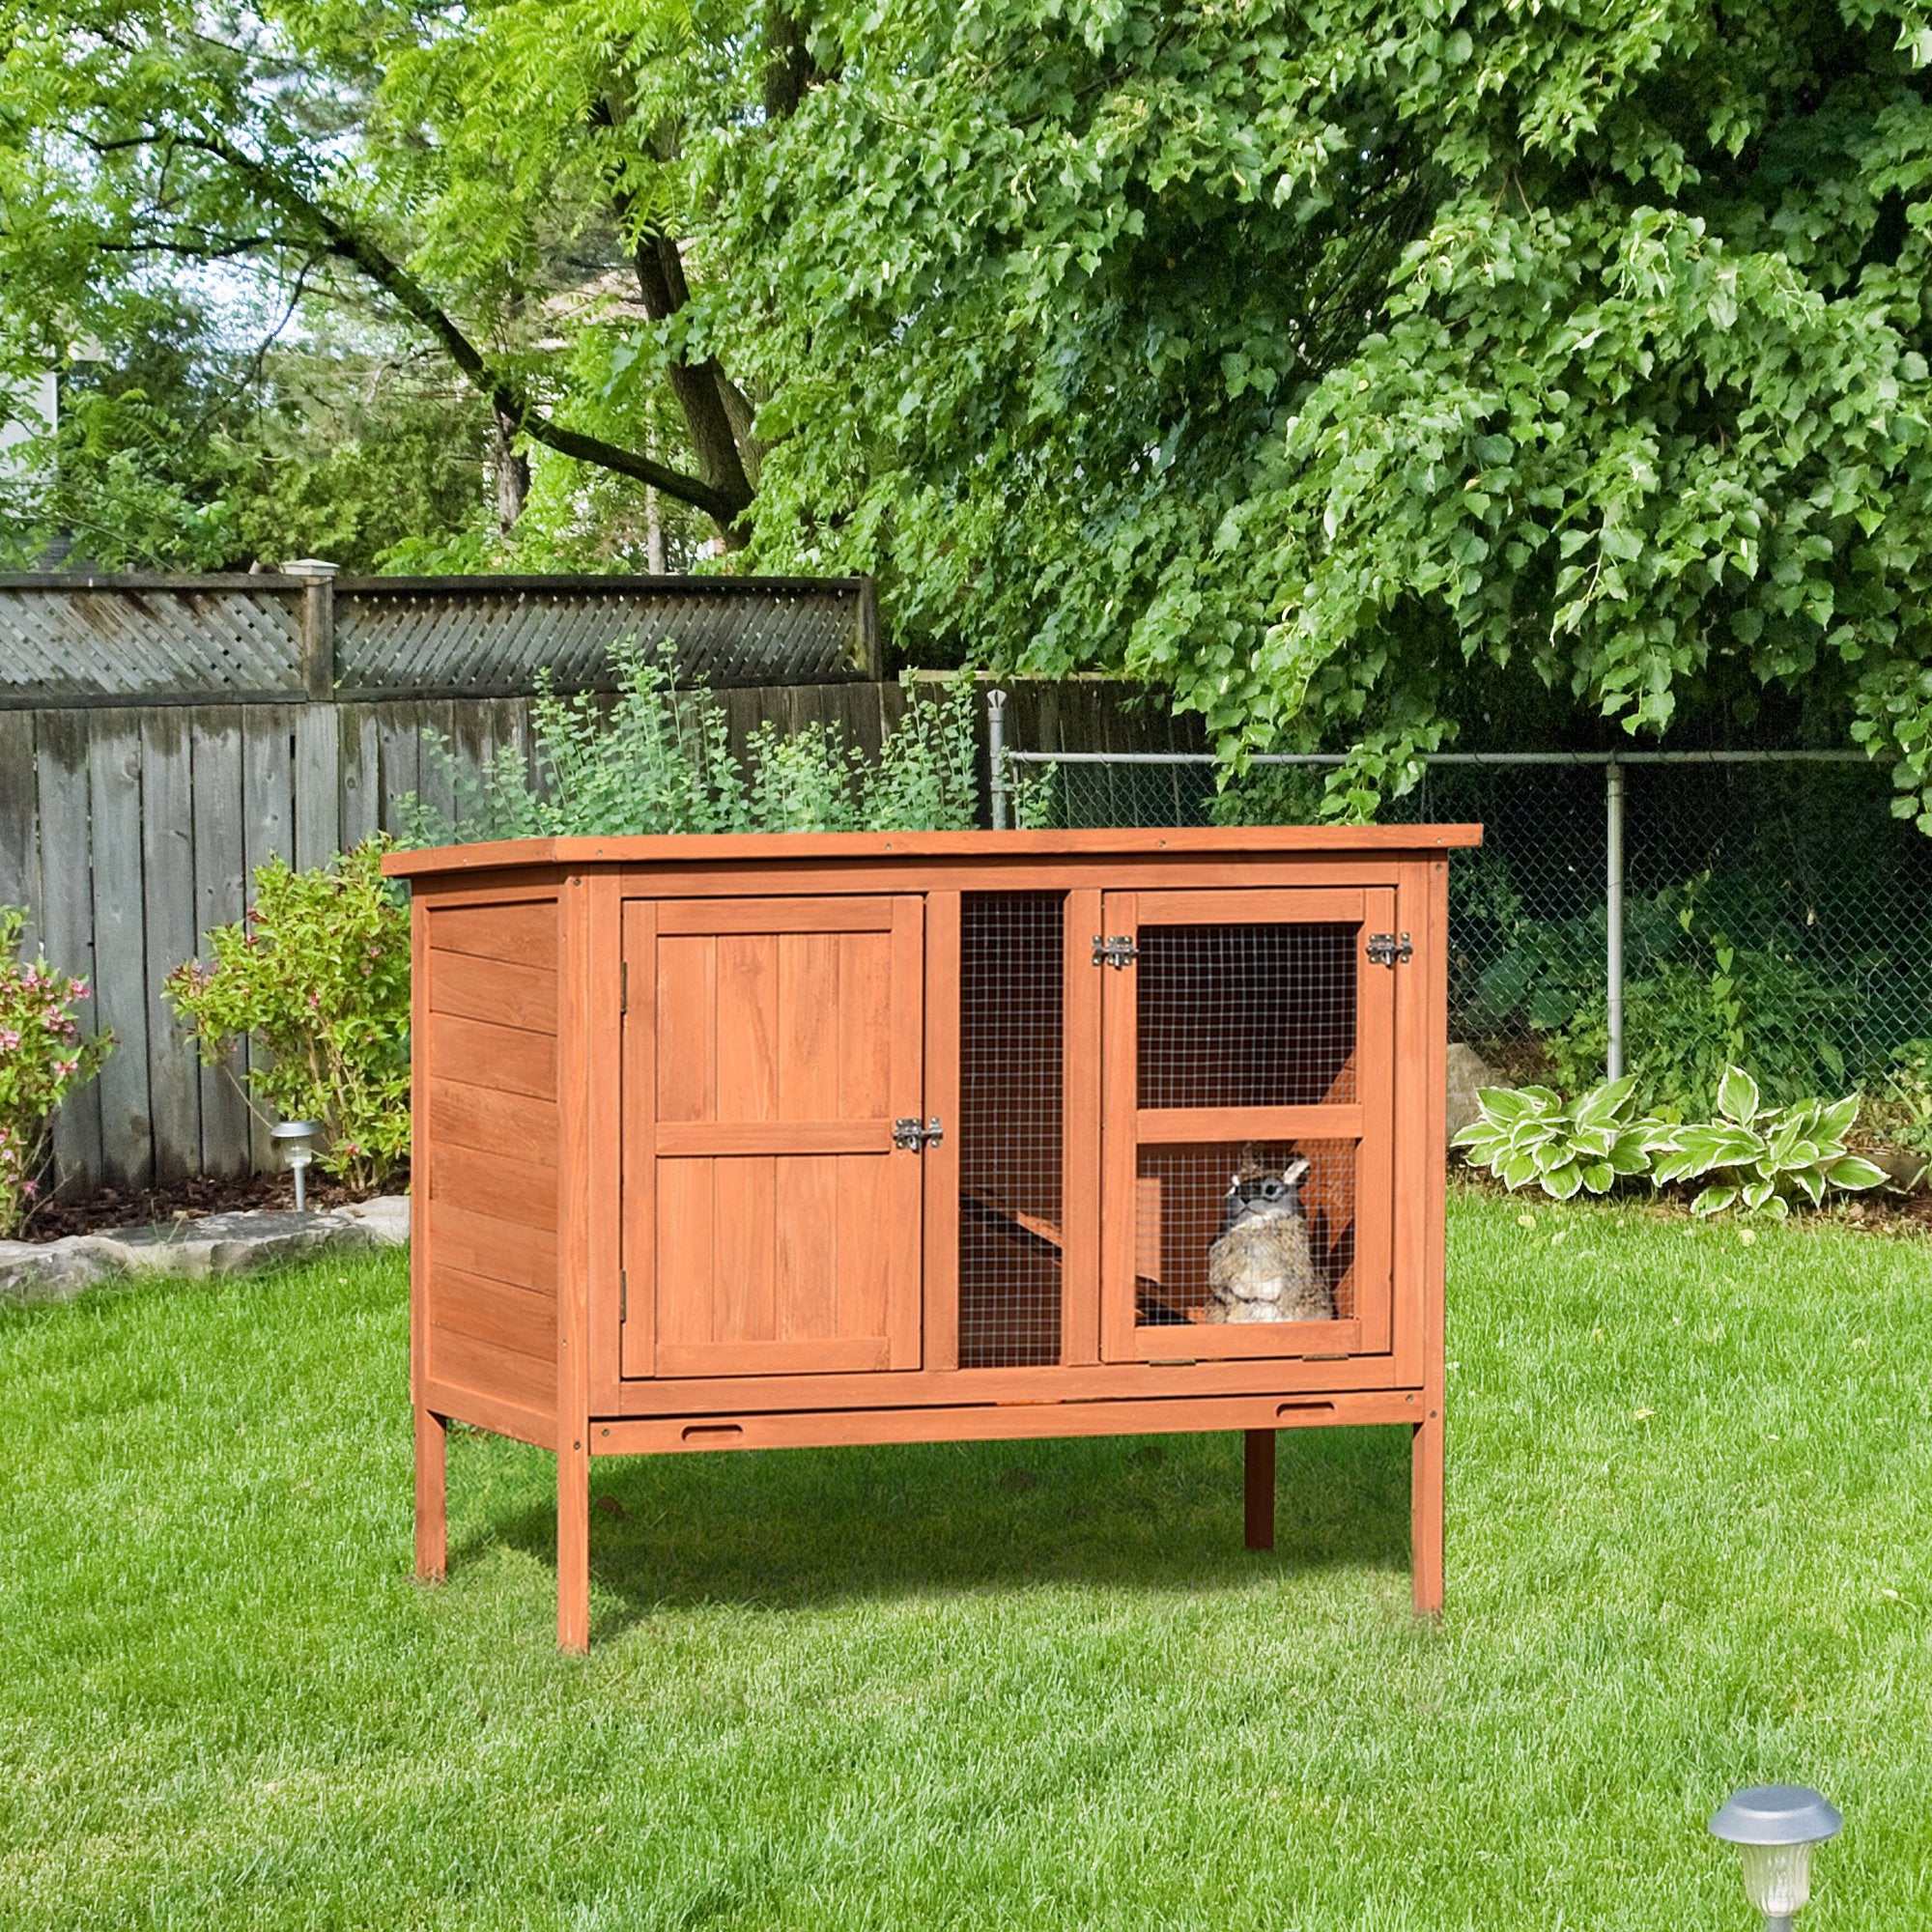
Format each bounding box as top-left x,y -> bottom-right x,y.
0,567 -> 878,705
0,572 -> 1197,1193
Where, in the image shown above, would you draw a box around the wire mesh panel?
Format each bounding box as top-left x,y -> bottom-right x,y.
1134,1141 -> 1356,1328
957,894 -> 1065,1368
1137,923 -> 1358,1110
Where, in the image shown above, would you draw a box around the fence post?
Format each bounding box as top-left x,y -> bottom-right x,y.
853,576 -> 881,678
1605,757 -> 1626,1081
283,558 -> 339,701
987,687 -> 1009,831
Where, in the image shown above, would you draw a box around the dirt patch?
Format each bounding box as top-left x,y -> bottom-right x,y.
20,1166 -> 408,1244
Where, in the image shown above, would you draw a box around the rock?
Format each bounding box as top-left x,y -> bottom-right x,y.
1863,1146 -> 1930,1192
0,1234 -> 128,1306
336,1194 -> 410,1246
83,1208 -> 380,1280
1446,1043 -> 1500,1146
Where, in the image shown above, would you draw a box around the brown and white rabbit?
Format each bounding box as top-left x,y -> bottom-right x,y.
1204,1157 -> 1332,1323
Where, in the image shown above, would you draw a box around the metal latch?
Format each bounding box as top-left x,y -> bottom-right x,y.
893,1117 -> 944,1151
1092,934 -> 1140,969
1366,931 -> 1413,968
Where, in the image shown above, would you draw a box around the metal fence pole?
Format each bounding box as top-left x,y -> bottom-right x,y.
987,687 -> 1009,831
1605,758 -> 1626,1081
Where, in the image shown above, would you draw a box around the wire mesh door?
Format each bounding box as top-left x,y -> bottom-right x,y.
1098,889 -> 1396,1362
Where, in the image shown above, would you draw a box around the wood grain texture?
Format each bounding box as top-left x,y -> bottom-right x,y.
414,1408 -> 447,1583
384,824 -> 1486,880
423,900 -> 558,969
424,1014 -> 556,1099
426,1199 -> 558,1291
425,948 -> 557,1032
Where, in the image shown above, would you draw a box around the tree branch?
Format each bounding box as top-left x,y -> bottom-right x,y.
159,127 -> 744,526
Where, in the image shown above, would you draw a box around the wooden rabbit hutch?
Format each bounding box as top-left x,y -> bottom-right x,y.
384,826 -> 1481,1648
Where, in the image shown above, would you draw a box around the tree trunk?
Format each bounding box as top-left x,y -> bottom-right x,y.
491,405 -> 529,534
629,234 -> 754,548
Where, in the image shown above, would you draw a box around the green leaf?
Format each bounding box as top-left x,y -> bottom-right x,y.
1826,1156 -> 1888,1191
1499,1151 -> 1541,1189
1690,1183 -> 1738,1216
1717,1066 -> 1760,1126
1572,1075 -> 1637,1126
1541,1161 -> 1585,1200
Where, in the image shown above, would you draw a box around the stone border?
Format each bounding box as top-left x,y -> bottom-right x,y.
0,1196 -> 410,1307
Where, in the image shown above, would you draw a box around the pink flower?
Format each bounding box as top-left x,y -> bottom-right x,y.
0,1029 -> 18,1052
54,1059 -> 76,1078
71,980 -> 89,1000
21,1179 -> 36,1198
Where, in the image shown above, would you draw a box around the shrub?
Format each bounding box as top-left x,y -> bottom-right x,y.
1452,1075 -> 1660,1200
1648,1066 -> 1889,1217
0,908 -> 112,1236
404,641 -> 984,842
165,839 -> 411,1193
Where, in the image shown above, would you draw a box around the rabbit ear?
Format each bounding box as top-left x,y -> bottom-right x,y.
1227,1172 -> 1240,1192
1281,1156 -> 1311,1185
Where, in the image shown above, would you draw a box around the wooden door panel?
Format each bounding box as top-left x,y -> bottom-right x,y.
624,895 -> 924,1378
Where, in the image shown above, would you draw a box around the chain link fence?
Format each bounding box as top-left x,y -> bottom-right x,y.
999,735 -> 1932,1119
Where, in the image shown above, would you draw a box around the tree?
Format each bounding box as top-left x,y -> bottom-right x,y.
720,0 -> 1932,825
0,0 -> 807,552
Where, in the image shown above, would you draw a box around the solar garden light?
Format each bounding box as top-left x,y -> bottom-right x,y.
1708,1784 -> 1843,1931
270,1119 -> 324,1211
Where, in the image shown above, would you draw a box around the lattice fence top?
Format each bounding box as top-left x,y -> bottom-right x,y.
0,577 -> 303,702
332,577 -> 867,695
0,572 -> 873,705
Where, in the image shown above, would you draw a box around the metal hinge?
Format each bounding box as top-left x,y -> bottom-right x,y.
619,1269 -> 628,1321
620,962 -> 628,1014
893,1117 -> 944,1151
1366,931 -> 1413,968
1092,934 -> 1140,970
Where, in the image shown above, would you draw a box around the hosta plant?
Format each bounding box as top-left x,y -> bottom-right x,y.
1649,1066 -> 1889,1218
1452,1075 -> 1659,1200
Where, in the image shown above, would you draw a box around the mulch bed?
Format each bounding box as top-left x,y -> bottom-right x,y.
21,1166 -> 407,1244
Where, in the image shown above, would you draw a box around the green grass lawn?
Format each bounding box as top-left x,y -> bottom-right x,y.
1,1191 -> 1926,1930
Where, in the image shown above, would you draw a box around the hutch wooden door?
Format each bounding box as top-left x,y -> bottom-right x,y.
619,895 -> 926,1378
1097,887 -> 1398,1362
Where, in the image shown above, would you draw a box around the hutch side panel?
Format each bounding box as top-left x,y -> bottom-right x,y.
416,891 -> 562,1438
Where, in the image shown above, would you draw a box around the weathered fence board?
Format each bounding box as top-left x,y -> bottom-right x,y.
188,709 -> 250,1179
139,710 -> 198,1185
88,712 -> 149,1190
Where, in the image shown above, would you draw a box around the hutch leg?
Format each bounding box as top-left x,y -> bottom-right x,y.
414,1408 -> 448,1583
1242,1429 -> 1276,1551
557,1435 -> 591,1652
1411,1406 -> 1444,1616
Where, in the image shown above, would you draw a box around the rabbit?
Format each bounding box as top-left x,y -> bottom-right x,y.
1204,1156 -> 1332,1323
